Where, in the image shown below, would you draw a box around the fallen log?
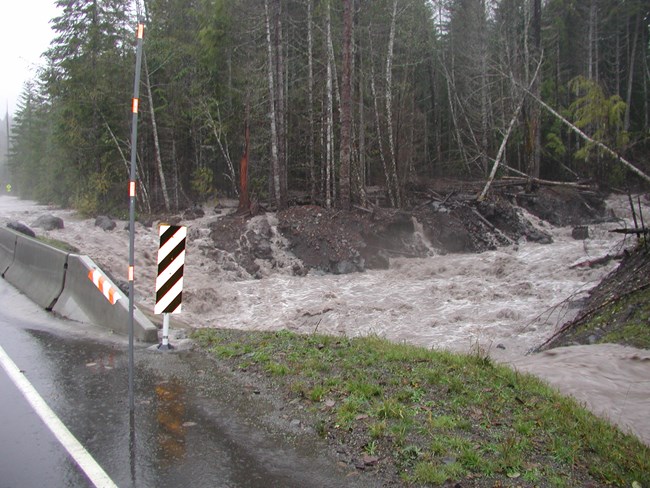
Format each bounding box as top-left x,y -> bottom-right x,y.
609,227 -> 649,235
569,253 -> 624,269
353,204 -> 373,214
518,82 -> 650,185
470,208 -> 515,245
479,60 -> 541,201
488,173 -> 594,191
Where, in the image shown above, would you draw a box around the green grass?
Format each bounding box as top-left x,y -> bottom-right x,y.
192,328 -> 650,486
597,286 -> 650,348
36,236 -> 80,253
563,280 -> 650,350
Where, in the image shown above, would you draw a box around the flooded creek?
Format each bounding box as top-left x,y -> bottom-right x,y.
1,194 -> 649,445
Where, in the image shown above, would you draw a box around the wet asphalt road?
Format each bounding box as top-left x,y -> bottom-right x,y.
0,280 -> 372,488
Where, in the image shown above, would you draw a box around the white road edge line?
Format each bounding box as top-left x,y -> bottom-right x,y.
0,344 -> 118,488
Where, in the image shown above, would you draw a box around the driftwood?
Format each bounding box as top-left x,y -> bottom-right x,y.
569,253 -> 624,269
492,174 -> 594,190
609,227 -> 649,235
470,208 -> 515,245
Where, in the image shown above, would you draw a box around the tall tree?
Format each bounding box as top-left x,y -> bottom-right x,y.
9,82 -> 52,199
325,0 -> 335,209
45,0 -> 131,212
307,0 -> 317,202
264,0 -> 283,209
339,0 -> 353,209
528,0 -> 542,178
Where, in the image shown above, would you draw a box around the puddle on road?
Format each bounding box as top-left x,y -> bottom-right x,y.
23,328 -> 374,488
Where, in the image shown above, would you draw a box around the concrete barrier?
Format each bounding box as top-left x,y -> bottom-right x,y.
0,228 -> 17,275
53,254 -> 158,342
4,233 -> 68,309
0,227 -> 157,343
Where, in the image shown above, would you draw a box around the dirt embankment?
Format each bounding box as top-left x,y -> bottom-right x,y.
207,185 -> 610,279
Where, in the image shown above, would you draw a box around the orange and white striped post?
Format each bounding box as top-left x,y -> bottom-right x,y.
88,269 -> 121,305
127,21 -> 144,413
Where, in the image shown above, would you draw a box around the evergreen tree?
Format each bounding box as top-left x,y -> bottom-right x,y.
8,81 -> 56,201
45,0 -> 132,213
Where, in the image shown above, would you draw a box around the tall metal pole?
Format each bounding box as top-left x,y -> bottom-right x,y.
128,22 -> 145,413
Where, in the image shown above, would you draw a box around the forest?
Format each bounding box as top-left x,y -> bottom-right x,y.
6,0 -> 650,215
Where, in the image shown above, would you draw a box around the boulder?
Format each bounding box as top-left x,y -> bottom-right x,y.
95,215 -> 116,231
7,221 -> 36,238
33,214 -> 64,231
572,225 -> 589,240
183,206 -> 205,221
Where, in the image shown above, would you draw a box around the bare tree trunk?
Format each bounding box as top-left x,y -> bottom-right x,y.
643,36 -> 650,131
369,31 -> 395,207
355,4 -> 367,207
307,0 -> 316,202
479,0 -> 489,176
238,110 -> 250,212
588,0 -> 595,80
356,99 -> 368,206
427,59 -> 439,175
624,11 -> 641,132
264,0 -> 282,208
143,51 -> 170,211
529,0 -> 542,178
274,0 -> 288,208
479,61 -> 542,201
442,62 -> 472,174
325,1 -> 334,209
385,0 -> 401,207
171,138 -> 179,208
339,0 -> 353,210
103,119 -> 151,213
615,12 -> 621,96
203,102 -> 238,196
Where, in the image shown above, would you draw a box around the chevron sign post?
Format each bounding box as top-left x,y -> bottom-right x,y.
155,224 -> 186,350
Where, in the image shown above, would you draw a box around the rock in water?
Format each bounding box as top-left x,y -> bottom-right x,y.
571,225 -> 589,240
33,214 -> 64,231
183,206 -> 205,221
95,215 -> 116,231
7,221 -> 36,238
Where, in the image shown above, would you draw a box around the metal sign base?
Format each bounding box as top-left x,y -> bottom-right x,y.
157,312 -> 174,351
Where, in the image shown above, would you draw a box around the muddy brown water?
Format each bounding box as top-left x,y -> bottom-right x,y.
1,194 -> 649,446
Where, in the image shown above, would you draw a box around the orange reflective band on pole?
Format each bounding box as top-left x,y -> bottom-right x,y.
132,98 -> 139,114
128,266 -> 134,282
137,23 -> 144,39
129,181 -> 136,197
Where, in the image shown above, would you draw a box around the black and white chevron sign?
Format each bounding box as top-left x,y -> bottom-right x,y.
154,224 -> 186,314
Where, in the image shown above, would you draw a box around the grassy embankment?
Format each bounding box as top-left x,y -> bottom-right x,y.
36,236 -> 80,253
544,243 -> 650,350
193,328 -> 649,487
558,285 -> 650,349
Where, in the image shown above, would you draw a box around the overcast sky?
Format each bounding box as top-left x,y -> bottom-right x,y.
1,1 -> 59,116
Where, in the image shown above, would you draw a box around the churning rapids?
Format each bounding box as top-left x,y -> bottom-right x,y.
1,194 -> 649,446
